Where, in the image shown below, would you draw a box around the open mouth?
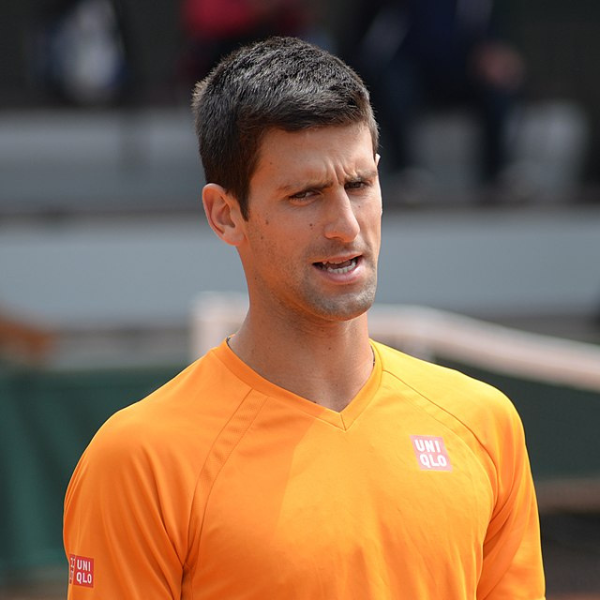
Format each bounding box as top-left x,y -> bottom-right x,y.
314,257 -> 359,274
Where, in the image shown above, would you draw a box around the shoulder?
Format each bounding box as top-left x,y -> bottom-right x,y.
65,344 -> 253,554
373,341 -> 525,453
74,345 -> 249,489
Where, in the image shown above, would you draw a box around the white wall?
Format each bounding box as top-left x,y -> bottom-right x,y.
1,207 -> 599,329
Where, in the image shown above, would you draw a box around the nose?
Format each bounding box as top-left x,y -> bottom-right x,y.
323,190 -> 361,242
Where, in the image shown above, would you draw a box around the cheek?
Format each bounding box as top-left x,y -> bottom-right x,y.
246,210 -> 315,263
250,225 -> 295,263
359,198 -> 383,229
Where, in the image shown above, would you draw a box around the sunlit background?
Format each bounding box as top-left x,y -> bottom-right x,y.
1,1 -> 599,598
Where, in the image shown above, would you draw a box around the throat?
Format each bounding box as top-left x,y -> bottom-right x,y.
273,345 -> 375,411
228,317 -> 374,410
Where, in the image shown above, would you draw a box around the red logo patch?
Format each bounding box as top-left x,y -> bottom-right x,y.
69,554 -> 94,588
411,435 -> 452,471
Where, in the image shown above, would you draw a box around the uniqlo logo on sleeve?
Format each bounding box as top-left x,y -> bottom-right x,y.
69,555 -> 94,588
411,435 -> 452,471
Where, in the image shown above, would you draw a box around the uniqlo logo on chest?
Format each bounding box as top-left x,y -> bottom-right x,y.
411,435 -> 452,471
69,554 -> 94,588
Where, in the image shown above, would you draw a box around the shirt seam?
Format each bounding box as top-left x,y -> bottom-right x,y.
183,389 -> 269,592
382,364 -> 500,494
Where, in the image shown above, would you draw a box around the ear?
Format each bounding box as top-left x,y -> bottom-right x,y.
202,184 -> 246,246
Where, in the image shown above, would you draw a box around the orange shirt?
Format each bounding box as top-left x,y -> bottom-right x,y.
64,340 -> 545,598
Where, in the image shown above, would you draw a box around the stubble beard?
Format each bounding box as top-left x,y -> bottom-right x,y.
296,267 -> 378,323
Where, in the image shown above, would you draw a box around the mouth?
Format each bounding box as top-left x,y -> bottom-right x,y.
314,256 -> 360,274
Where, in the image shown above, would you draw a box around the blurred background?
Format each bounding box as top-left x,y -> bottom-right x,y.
1,0 -> 599,598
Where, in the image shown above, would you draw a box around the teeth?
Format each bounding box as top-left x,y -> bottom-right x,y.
322,258 -> 357,274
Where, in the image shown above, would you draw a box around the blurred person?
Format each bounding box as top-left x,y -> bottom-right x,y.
346,0 -> 525,199
180,0 -> 315,82
36,0 -> 128,106
64,37 -> 544,598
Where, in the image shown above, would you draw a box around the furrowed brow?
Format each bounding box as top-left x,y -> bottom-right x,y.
348,168 -> 378,183
276,179 -> 334,195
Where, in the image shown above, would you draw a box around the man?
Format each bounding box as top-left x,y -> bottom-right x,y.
63,37 -> 545,598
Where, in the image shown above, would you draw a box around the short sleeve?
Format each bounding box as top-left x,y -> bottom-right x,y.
477,397 -> 545,599
63,412 -> 187,599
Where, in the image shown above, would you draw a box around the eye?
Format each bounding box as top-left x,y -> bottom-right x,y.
345,179 -> 369,191
289,189 -> 318,202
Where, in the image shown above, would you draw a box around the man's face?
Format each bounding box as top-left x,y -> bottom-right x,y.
237,123 -> 382,325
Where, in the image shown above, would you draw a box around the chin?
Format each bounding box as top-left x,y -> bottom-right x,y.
309,288 -> 377,322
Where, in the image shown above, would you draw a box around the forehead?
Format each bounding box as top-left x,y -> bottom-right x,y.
258,122 -> 375,154
253,124 -> 376,182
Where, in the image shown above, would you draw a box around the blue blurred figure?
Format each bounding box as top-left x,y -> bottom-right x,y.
347,0 -> 525,194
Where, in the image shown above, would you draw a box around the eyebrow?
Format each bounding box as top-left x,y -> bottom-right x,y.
276,169 -> 378,194
348,169 -> 378,183
274,177 -> 332,195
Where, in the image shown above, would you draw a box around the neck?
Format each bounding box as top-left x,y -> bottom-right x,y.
228,310 -> 373,412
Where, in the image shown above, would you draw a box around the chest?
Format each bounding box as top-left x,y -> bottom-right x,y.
187,400 -> 494,598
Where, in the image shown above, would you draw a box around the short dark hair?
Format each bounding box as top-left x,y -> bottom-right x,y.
192,36 -> 379,219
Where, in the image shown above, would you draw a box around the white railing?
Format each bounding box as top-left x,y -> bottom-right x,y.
192,292 -> 600,393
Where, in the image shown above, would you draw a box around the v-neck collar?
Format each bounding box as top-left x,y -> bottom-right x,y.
213,339 -> 382,431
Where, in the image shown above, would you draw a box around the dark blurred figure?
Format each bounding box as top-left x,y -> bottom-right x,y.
346,0 -> 525,192
180,0 -> 314,82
